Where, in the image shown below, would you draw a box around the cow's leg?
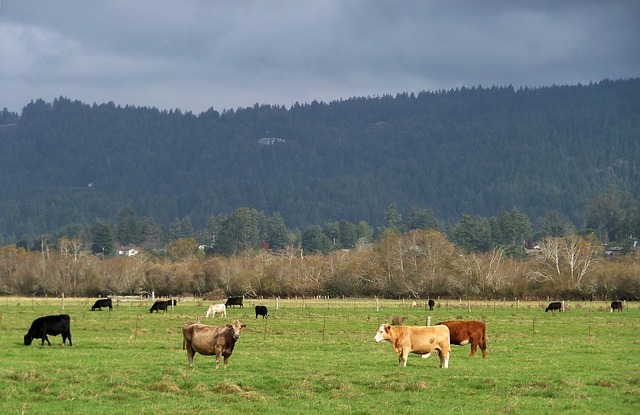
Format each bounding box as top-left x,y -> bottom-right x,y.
43,335 -> 51,346
469,341 -> 477,357
185,345 -> 195,367
214,345 -> 222,369
480,338 -> 487,358
398,349 -> 409,367
63,332 -> 72,346
439,347 -> 450,368
223,356 -> 229,368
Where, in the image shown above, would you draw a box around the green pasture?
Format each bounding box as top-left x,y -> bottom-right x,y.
0,297 -> 638,414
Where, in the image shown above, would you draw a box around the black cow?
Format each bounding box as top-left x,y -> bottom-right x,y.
24,314 -> 72,346
225,296 -> 244,308
255,305 -> 268,319
428,299 -> 435,311
91,298 -> 113,311
545,301 -> 562,313
150,300 -> 174,313
610,301 -> 623,312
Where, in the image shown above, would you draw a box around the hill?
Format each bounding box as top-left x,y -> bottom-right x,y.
0,78 -> 639,243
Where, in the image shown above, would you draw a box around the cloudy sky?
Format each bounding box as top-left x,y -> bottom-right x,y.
1,0 -> 639,114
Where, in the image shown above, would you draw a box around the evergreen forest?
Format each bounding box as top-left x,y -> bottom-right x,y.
0,78 -> 639,250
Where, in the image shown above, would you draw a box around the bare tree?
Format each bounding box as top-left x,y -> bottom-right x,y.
530,234 -> 601,291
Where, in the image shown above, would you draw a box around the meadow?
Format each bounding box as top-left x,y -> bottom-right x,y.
0,297 -> 638,415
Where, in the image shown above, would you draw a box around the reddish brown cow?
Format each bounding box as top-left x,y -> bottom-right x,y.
182,320 -> 246,369
436,320 -> 486,358
374,323 -> 450,368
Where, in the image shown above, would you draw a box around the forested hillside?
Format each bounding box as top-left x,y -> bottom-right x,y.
1,78 -> 639,244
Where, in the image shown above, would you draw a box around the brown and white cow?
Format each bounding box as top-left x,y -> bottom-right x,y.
374,323 -> 450,368
436,320 -> 487,358
182,320 -> 246,369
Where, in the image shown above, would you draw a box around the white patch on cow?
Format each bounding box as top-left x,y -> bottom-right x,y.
374,328 -> 383,342
459,339 -> 469,346
421,353 -> 431,358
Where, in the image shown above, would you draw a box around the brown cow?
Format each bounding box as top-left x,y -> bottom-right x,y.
182,320 -> 246,369
436,320 -> 487,358
374,323 -> 450,368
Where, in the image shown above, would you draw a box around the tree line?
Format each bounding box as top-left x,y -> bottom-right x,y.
1,185 -> 638,300
0,228 -> 637,301
13,185 -> 638,260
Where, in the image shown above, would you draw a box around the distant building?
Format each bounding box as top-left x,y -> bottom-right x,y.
258,137 -> 285,145
117,247 -> 139,257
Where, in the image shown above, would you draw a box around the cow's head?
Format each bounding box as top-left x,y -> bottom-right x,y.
227,320 -> 246,340
24,334 -> 33,345
374,323 -> 391,342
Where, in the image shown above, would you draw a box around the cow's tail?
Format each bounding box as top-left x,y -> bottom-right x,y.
482,323 -> 487,351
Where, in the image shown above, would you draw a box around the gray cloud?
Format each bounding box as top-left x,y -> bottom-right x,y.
1,0 -> 638,114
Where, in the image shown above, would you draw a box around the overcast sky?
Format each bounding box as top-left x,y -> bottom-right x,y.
1,0 -> 639,115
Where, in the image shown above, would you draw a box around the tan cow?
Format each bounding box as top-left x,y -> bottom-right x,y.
436,320 -> 487,358
374,323 -> 450,368
182,320 -> 246,369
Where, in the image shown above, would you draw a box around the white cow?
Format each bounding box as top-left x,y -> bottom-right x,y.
205,303 -> 227,318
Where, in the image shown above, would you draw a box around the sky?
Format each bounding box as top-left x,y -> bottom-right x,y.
1,0 -> 639,115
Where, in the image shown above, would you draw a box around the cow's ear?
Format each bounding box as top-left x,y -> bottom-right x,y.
240,324 -> 246,329
226,324 -> 233,328
384,324 -> 391,332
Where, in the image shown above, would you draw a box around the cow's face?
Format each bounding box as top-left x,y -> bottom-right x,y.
228,320 -> 246,340
374,324 -> 391,342
24,335 -> 33,345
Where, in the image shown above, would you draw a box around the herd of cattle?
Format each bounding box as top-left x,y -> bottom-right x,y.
22,299 -> 625,369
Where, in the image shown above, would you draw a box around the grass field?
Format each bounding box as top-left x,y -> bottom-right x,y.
0,297 -> 638,414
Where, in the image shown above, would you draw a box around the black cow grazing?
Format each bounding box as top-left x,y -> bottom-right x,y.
225,296 -> 244,308
24,314 -> 72,346
255,305 -> 268,319
428,299 -> 435,311
150,299 -> 174,313
610,301 -> 623,312
545,301 -> 562,313
91,298 -> 113,311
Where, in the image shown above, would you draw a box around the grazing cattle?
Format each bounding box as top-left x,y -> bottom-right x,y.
150,299 -> 175,313
24,314 -> 72,346
428,299 -> 435,311
545,301 -> 562,313
225,296 -> 244,308
610,301 -> 623,312
205,303 -> 226,318
255,305 -> 268,318
182,320 -> 246,369
436,320 -> 487,358
91,298 -> 113,311
374,323 -> 450,368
